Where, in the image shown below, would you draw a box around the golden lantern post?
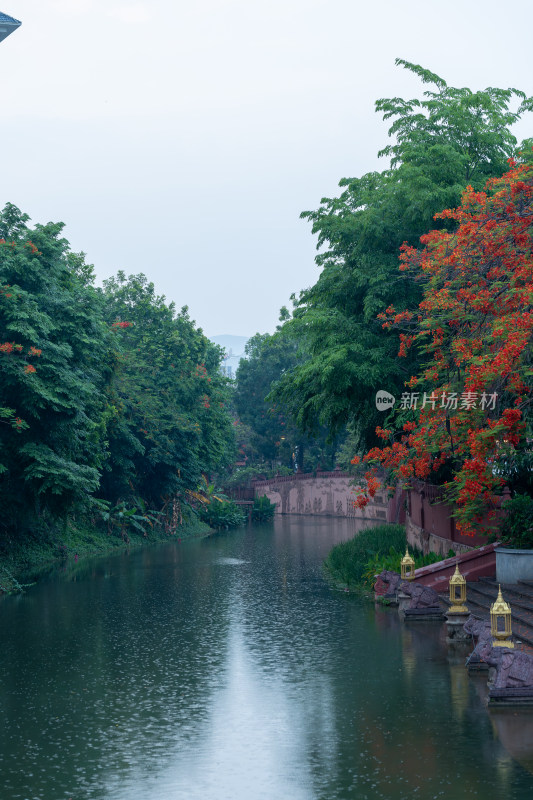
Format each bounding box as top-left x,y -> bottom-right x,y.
490,586 -> 514,649
397,548 -> 416,617
449,564 -> 468,613
445,563 -> 471,644
401,548 -> 415,581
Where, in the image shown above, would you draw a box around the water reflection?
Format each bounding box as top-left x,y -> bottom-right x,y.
490,712 -> 533,776
1,516 -> 533,799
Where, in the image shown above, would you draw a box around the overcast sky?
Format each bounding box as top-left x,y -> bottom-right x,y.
2,1 -> 533,337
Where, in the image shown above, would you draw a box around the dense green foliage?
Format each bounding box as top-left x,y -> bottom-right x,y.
99,272 -> 234,508
0,205 -> 113,528
361,548 -> 444,590
251,495 -> 276,522
324,524 -> 450,591
0,204 -> 236,547
198,499 -> 246,530
233,325 -> 339,472
498,494 -> 533,549
270,61 -> 533,451
234,330 -> 298,464
324,524 -> 407,588
223,464 -> 293,487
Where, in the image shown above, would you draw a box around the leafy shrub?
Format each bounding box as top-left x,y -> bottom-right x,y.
492,449 -> 533,496
324,524 -> 406,588
199,500 -> 246,530
224,465 -> 293,488
324,523 -> 449,590
95,498 -> 161,541
498,494 -> 533,549
361,548 -> 443,589
252,495 -> 276,522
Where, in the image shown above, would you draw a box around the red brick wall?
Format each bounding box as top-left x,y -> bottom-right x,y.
406,480 -> 507,550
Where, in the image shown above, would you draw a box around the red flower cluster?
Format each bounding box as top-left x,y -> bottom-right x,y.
0,342 -> 23,354
357,164 -> 533,535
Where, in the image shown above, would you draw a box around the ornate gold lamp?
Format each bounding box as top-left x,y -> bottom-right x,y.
401,547 -> 415,581
490,586 -> 514,648
448,563 -> 468,614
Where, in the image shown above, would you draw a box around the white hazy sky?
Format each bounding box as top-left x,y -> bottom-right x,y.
2,1 -> 533,337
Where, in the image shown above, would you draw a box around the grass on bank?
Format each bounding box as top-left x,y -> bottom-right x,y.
0,513 -> 211,595
324,523 -> 446,593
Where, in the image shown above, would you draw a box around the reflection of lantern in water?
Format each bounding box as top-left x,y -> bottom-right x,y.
449,661 -> 469,720
401,547 -> 415,581
401,629 -> 416,679
448,563 -> 468,614
491,710 -> 533,776
490,586 -> 514,648
495,752 -> 513,791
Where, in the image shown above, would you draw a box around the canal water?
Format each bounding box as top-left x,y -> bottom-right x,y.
1,516 -> 533,800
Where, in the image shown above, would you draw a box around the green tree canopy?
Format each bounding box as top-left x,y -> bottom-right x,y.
0,205 -> 237,541
0,204 -> 113,530
270,61 -> 533,449
100,272 -> 235,508
234,322 -> 339,471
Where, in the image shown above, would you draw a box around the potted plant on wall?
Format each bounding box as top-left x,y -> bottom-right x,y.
495,448 -> 533,584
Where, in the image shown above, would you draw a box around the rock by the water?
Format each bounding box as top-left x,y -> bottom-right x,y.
374,570 -> 440,609
476,636 -> 533,689
398,580 -> 440,609
376,570 -> 402,597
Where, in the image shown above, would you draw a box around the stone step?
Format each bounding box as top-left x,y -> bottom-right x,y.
479,576 -> 533,601
464,609 -> 533,650
440,583 -> 533,650
467,583 -> 533,616
467,587 -> 533,649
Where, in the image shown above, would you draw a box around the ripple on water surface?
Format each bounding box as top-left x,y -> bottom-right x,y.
1,517 -> 533,799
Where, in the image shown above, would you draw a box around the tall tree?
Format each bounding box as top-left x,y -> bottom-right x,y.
100,272 -> 235,508
361,163 -> 533,535
0,204 -> 113,531
271,61 -> 533,449
234,322 -> 338,471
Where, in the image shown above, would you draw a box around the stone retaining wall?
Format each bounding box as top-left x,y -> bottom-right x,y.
253,473 -> 388,519
406,515 -> 474,557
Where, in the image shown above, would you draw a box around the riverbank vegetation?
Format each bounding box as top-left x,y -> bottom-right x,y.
198,499 -> 246,530
324,525 -> 406,590
324,524 -> 443,592
0,204 -> 238,585
0,512 -> 211,595
251,495 -> 276,522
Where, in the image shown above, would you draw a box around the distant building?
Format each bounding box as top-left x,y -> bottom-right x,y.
0,12 -> 21,44
220,349 -> 240,379
219,346 -> 245,380
209,335 -> 248,380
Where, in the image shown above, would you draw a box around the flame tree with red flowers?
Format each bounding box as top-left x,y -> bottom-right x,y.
358,162 -> 533,536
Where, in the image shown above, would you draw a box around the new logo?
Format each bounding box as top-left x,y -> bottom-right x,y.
375,390 -> 396,411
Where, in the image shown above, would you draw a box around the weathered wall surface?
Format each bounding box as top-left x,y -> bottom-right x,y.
253,472 -> 388,520
405,479 -> 506,552
406,515 -> 473,557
